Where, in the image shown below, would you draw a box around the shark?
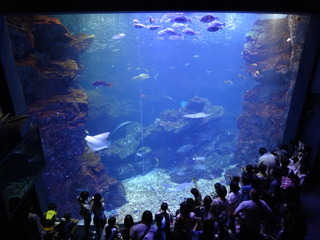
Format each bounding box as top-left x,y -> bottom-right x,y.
85,121 -> 131,152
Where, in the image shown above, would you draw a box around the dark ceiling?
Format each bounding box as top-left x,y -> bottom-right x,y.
1,0 -> 320,15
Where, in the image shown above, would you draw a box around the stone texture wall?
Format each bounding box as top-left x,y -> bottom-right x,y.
237,15 -> 309,163
6,15 -> 126,216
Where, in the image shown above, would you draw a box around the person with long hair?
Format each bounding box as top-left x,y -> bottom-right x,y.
92,193 -> 106,240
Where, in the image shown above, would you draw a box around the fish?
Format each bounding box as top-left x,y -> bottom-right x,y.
200,15 -> 219,23
85,121 -> 131,152
164,28 -> 179,36
192,55 -> 200,58
182,28 -> 199,36
133,23 -> 148,28
183,112 -> 212,118
167,181 -> 194,192
132,73 -> 151,81
149,16 -> 156,24
172,22 -> 187,28
112,33 -> 125,39
176,144 -> 195,153
171,16 -> 191,23
157,29 -> 167,35
162,95 -> 173,100
238,74 -> 246,80
148,25 -> 161,30
192,156 -> 206,161
92,81 -> 112,88
112,48 -> 120,52
224,80 -> 234,85
85,132 -> 111,152
176,171 -> 186,176
207,21 -> 225,32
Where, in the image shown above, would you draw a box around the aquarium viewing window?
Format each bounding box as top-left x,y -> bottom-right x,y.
5,12 -> 309,222
0,127 -> 45,217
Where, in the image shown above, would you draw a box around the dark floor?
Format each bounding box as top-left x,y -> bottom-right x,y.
301,185 -> 320,240
73,185 -> 320,240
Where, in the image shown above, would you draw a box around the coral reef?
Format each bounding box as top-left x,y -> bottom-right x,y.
97,96 -> 232,183
158,96 -> 224,133
237,16 -> 309,163
7,15 -> 126,215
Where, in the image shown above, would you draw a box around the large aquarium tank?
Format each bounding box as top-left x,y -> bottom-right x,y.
5,12 -> 309,222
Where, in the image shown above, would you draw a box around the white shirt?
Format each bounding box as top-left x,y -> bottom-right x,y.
258,153 -> 276,173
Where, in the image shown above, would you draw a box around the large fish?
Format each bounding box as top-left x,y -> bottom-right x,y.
133,23 -> 148,28
85,121 -> 131,152
200,15 -> 219,23
182,28 -> 198,36
85,132 -> 111,152
92,81 -> 112,88
171,16 -> 191,23
183,112 -> 212,118
164,28 -> 180,36
176,144 -> 195,153
207,20 -> 225,32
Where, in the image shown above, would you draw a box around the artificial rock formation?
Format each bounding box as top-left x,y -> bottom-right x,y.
7,15 -> 126,215
237,15 -> 309,163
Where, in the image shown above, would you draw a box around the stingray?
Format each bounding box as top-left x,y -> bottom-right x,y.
85,121 -> 131,152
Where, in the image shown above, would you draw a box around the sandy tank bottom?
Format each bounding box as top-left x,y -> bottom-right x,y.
103,168 -> 226,224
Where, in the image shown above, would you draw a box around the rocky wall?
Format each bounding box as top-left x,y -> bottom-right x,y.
6,15 -> 126,216
237,15 -> 309,163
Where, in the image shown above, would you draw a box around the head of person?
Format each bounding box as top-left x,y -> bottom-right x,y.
258,163 -> 267,174
186,198 -> 195,210
108,216 -> 116,226
190,188 -> 199,197
78,191 -> 89,203
245,164 -> 253,173
48,203 -> 57,211
249,188 -> 262,201
229,181 -> 240,193
259,147 -> 267,155
241,174 -> 251,186
280,156 -> 290,168
232,175 -> 240,183
203,195 -> 213,208
63,213 -> 71,221
155,213 -> 163,226
214,182 -> 221,191
216,185 -> 227,198
160,202 -> 168,212
124,214 -> 134,228
179,201 -> 191,215
93,193 -> 102,202
141,210 -> 153,225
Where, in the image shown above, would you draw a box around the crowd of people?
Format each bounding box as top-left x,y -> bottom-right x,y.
7,140 -> 311,240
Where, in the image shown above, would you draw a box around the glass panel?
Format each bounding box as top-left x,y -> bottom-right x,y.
5,12 -> 309,222
0,127 -> 45,216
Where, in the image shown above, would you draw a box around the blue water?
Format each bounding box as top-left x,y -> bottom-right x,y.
54,12 -> 288,159
59,12 -> 266,130
51,12 -> 289,216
